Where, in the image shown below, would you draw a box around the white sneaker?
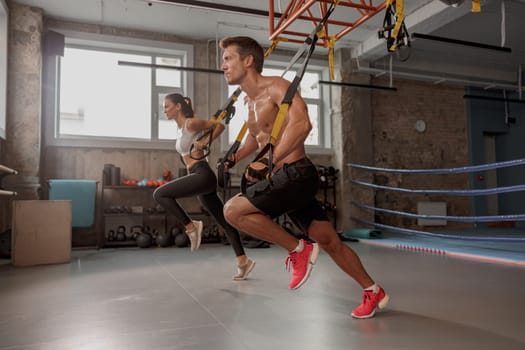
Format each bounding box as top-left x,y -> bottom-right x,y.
232,258 -> 256,281
186,220 -> 203,251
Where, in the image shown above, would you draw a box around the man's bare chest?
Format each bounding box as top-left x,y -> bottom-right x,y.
253,97 -> 279,133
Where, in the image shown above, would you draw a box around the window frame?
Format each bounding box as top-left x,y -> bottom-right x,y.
221,54 -> 333,153
43,30 -> 194,150
0,0 -> 7,140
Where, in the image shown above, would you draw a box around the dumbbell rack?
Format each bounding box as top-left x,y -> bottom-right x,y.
100,181 -> 168,248
100,173 -> 222,248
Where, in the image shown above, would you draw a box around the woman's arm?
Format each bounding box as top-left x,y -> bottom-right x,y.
187,117 -> 225,151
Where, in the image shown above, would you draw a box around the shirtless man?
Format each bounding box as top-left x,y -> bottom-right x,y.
220,36 -> 389,319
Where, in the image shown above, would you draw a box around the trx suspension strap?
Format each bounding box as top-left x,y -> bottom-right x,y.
216,18 -> 324,187
378,0 -> 410,55
189,87 -> 242,160
196,34 -> 287,165
216,45 -> 277,188
239,0 -> 339,194
217,123 -> 248,188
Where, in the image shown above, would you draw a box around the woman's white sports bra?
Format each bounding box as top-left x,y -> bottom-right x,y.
175,119 -> 202,156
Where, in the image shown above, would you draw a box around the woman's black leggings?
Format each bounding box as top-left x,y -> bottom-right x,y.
153,161 -> 245,257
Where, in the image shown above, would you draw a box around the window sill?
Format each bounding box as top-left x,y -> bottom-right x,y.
305,146 -> 334,156
47,137 -> 175,150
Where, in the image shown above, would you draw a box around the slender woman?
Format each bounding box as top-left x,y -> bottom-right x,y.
153,93 -> 255,280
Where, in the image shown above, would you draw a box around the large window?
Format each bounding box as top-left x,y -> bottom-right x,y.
45,32 -> 193,148
226,61 -> 330,149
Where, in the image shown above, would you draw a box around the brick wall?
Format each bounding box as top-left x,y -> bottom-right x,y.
366,78 -> 472,229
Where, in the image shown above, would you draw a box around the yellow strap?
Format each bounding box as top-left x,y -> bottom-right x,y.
236,123 -> 248,142
471,0 -> 480,12
327,35 -> 337,81
317,28 -> 327,40
265,38 -> 288,58
270,104 -> 289,145
212,94 -> 239,123
387,0 -> 405,52
263,1 -> 339,151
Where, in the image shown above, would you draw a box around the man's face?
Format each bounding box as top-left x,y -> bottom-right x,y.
221,45 -> 246,85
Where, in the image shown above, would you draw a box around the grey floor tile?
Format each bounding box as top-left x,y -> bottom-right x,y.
0,242 -> 524,350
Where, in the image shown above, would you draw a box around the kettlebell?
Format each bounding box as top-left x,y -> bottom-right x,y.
130,225 -> 144,240
174,233 -> 189,248
116,225 -> 126,241
156,231 -> 174,247
136,232 -> 153,248
170,225 -> 183,237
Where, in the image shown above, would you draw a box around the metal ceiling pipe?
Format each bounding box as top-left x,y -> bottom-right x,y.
411,33 -> 512,53
145,0 -> 282,17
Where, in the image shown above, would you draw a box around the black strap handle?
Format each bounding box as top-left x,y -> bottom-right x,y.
189,88 -> 242,160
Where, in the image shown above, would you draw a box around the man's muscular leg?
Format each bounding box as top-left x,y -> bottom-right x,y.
307,220 -> 374,288
224,194 -> 299,252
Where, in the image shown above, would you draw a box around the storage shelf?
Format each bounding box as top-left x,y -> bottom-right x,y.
103,186 -> 158,190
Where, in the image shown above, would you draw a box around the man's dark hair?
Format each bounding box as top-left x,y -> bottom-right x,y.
220,36 -> 264,73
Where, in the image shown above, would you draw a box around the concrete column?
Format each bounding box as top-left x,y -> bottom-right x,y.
332,48 -> 375,231
5,3 -> 43,199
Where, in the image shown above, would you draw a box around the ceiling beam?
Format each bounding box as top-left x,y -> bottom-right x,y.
354,0 -> 471,61
147,0 -> 282,17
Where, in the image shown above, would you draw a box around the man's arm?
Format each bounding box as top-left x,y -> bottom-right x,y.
229,100 -> 259,165
270,90 -> 312,165
234,132 -> 259,162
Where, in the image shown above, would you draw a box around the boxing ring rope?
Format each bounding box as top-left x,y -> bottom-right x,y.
351,201 -> 525,223
351,180 -> 525,196
351,217 -> 525,242
349,158 -> 525,174
348,158 -> 525,242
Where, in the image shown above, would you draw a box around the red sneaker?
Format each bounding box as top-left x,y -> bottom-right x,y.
351,286 -> 389,319
285,240 -> 319,290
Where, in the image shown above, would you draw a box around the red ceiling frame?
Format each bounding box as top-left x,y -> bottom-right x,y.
268,0 -> 387,46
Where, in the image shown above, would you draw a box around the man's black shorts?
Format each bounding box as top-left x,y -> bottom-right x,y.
243,157 -> 329,230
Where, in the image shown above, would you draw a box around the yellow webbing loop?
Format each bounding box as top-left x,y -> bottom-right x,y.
471,0 -> 480,12
265,38 -> 288,58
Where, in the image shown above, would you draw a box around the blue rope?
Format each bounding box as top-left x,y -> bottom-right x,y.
348,158 -> 525,174
351,179 -> 525,196
351,217 -> 525,242
351,201 -> 525,222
